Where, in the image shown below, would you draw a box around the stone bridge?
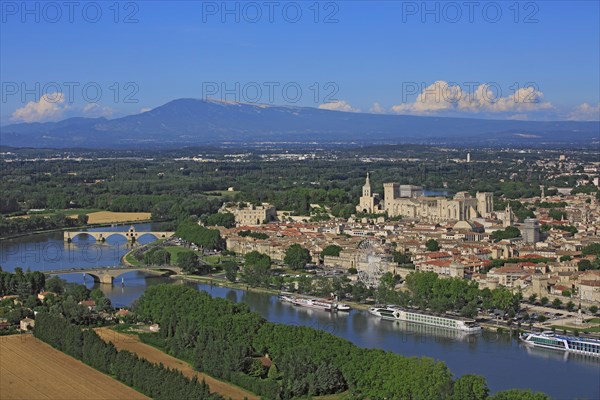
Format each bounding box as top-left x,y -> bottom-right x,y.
43,266 -> 182,285
64,226 -> 174,243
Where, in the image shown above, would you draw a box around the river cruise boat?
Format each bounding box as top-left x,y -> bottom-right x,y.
520,331 -> 600,357
292,297 -> 335,311
368,306 -> 481,333
278,294 -> 295,303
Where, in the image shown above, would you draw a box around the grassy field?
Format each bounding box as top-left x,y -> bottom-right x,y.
95,327 -> 259,400
0,334 -> 148,400
164,246 -> 199,264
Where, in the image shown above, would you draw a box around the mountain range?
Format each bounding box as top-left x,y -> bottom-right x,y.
1,98 -> 598,148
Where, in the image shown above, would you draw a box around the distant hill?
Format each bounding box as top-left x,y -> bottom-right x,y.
1,98 -> 598,148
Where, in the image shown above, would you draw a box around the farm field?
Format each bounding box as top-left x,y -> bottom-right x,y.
82,211 -> 152,224
0,334 -> 148,400
95,327 -> 259,400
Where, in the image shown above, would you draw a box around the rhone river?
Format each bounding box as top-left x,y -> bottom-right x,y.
1,224 -> 598,399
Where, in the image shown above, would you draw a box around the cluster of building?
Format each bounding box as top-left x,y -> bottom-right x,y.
357,173 -> 495,222
216,173 -> 600,306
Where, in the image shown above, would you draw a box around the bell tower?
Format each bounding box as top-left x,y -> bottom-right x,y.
363,172 -> 372,197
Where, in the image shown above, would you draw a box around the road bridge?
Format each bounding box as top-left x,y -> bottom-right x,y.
43,265 -> 181,285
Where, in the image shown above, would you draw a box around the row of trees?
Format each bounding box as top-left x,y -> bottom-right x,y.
34,312 -> 221,400
0,267 -> 46,298
134,284 -> 548,400
0,213 -> 87,238
376,271 -> 522,319
175,220 -> 224,250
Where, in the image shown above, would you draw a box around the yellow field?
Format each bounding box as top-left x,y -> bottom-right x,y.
0,334 -> 148,400
95,328 -> 259,400
83,211 -> 152,224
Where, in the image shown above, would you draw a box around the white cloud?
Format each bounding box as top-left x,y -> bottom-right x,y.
568,103 -> 600,121
318,100 -> 360,113
369,102 -> 386,114
392,81 -> 457,114
391,81 -> 553,116
140,107 -> 152,113
11,93 -> 66,122
82,103 -> 115,117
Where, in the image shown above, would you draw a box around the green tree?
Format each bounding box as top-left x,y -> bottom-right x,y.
284,244 -> 311,270
452,374 -> 489,400
65,283 -> 90,303
224,264 -> 237,282
548,209 -> 567,221
393,249 -> 412,264
320,245 -> 342,259
581,243 -> 600,257
578,259 -> 594,271
242,251 -> 271,287
491,226 -> 521,241
528,294 -> 537,304
566,301 -> 575,312
206,212 -> 236,228
552,298 -> 562,309
77,214 -> 89,225
90,288 -> 105,304
144,248 -> 171,265
426,239 -> 440,251
45,276 -> 65,294
177,250 -> 200,274
540,297 -> 549,306
589,305 -> 598,314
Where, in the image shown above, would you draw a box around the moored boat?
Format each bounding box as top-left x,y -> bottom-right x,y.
368,306 -> 481,333
292,297 -> 335,311
520,331 -> 600,357
278,293 -> 295,303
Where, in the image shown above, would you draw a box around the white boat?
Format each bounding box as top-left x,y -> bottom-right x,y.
368,306 -> 481,333
278,294 -> 295,303
292,297 -> 335,311
520,331 -> 600,357
336,303 -> 351,312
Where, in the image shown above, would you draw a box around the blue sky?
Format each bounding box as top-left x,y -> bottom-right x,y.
1,0 -> 599,124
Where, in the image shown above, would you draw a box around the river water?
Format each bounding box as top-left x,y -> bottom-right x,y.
1,224 -> 598,399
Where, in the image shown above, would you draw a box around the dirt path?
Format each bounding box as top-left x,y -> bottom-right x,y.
94,328 -> 259,400
0,334 -> 148,400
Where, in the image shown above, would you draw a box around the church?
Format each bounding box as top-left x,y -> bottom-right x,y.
356,173 -> 494,223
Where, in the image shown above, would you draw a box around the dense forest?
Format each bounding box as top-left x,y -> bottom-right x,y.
134,284 -> 549,400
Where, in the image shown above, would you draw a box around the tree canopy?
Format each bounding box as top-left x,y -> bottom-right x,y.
284,244 -> 311,270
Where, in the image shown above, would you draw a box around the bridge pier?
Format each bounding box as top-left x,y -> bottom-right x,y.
98,274 -> 114,285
